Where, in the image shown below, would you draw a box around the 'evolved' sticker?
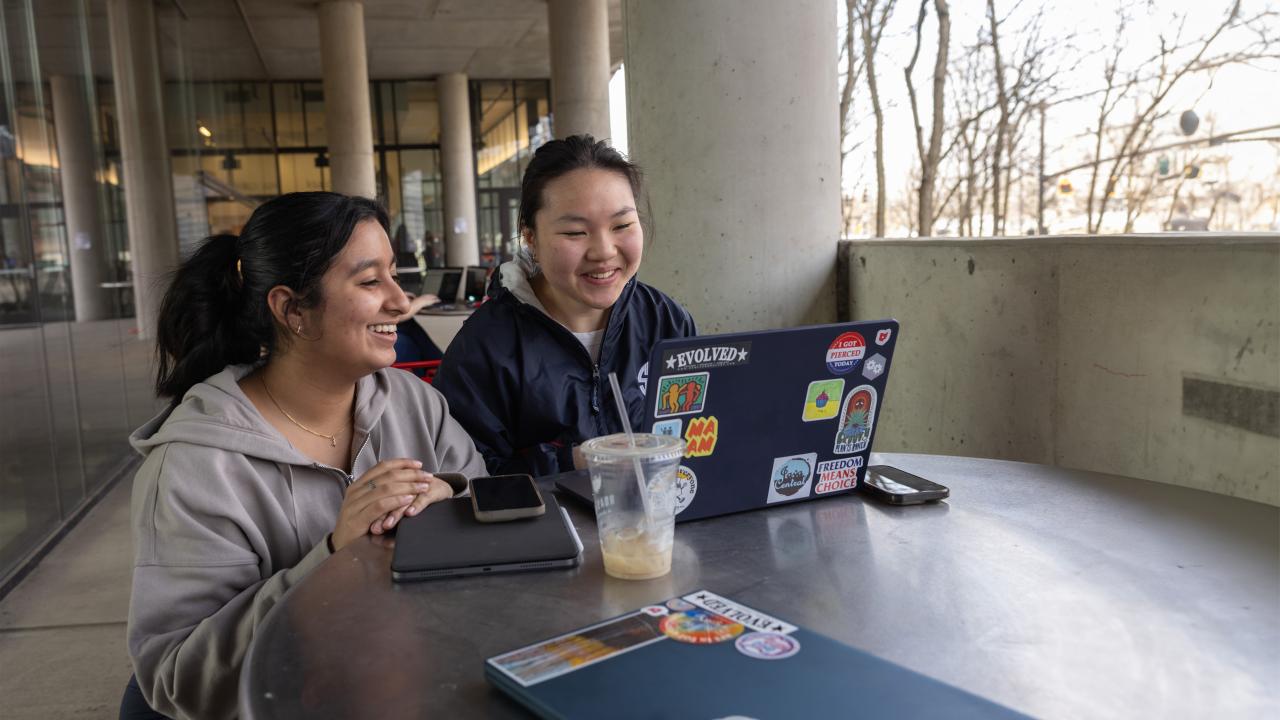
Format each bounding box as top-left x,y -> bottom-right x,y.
662,342 -> 751,372
673,466 -> 697,514
652,418 -> 682,438
833,385 -> 877,454
735,632 -> 801,660
801,379 -> 845,422
654,372 -> 709,418
766,453 -> 817,504
682,590 -> 797,634
683,416 -> 718,457
814,456 -> 863,494
825,332 -> 866,375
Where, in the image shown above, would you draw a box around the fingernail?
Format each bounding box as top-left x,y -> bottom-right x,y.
406,506 -> 418,516
400,494 -> 414,502
386,516 -> 399,528
419,470 -> 431,478
411,460 -> 423,468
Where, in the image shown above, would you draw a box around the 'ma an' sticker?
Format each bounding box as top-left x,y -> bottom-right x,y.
766,453 -> 817,504
683,416 -> 718,457
652,418 -> 682,438
814,456 -> 863,494
673,466 -> 697,514
833,385 -> 877,454
825,332 -> 866,375
654,372 -> 709,418
662,341 -> 751,372
801,379 -> 844,422
735,632 -> 801,661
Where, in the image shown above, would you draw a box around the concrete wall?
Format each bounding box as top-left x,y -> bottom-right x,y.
843,235 -> 1280,506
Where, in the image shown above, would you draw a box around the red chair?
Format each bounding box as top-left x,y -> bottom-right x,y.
391,360 -> 441,383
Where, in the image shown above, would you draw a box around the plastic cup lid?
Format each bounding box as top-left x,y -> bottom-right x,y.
580,433 -> 686,463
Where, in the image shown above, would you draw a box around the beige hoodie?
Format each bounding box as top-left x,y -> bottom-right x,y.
127,365 -> 484,719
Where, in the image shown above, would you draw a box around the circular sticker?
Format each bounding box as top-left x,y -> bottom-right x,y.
665,598 -> 695,612
659,609 -> 745,644
825,332 -> 866,375
735,632 -> 801,660
674,466 -> 697,514
641,605 -> 669,617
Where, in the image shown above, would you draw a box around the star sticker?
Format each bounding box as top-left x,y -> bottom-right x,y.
737,349 -> 748,361
666,356 -> 677,369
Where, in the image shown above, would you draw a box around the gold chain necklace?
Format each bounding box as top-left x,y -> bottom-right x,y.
260,375 -> 345,448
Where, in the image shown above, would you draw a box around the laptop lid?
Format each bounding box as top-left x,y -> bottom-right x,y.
423,268 -> 462,304
639,320 -> 899,522
462,266 -> 489,303
391,494 -> 583,582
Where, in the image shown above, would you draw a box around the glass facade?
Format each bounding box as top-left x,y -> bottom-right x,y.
0,0 -> 551,582
0,0 -> 157,582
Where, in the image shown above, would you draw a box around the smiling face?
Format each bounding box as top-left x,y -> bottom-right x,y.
296,219 -> 409,378
525,167 -> 643,332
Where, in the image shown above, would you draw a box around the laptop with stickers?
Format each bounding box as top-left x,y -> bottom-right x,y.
557,320 -> 898,522
485,589 -> 1027,719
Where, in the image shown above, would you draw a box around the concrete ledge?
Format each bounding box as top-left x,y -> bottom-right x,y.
840,235 -> 1280,506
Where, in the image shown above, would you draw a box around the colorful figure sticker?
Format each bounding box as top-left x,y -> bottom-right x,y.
654,372 -> 710,418
814,457 -> 863,494
801,379 -> 845,422
833,385 -> 877,454
673,466 -> 698,514
875,328 -> 893,346
652,418 -> 683,438
735,632 -> 801,661
660,609 -> 745,644
825,332 -> 866,375
766,453 -> 817,504
861,353 -> 887,381
683,416 -> 718,458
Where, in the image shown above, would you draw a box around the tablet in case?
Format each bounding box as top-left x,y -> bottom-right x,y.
391,494 -> 582,582
486,590 -> 1029,719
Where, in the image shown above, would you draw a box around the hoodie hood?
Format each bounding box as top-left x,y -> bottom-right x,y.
491,248 -> 638,323
130,364 -> 391,467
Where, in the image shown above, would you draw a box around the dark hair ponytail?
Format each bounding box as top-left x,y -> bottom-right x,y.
155,192 -> 389,399
518,134 -> 648,234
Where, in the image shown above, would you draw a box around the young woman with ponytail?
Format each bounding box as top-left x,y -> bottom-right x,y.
124,192 -> 484,719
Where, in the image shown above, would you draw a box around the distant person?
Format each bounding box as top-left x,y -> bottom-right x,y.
125,192 -> 484,719
424,230 -> 444,268
434,135 -> 696,476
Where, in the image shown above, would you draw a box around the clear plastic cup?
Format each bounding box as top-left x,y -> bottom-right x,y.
580,433 -> 686,580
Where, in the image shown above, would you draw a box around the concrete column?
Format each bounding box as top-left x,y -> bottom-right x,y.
50,75 -> 112,322
624,0 -> 840,332
437,72 -> 479,266
548,0 -> 611,140
318,1 -> 376,198
106,0 -> 179,339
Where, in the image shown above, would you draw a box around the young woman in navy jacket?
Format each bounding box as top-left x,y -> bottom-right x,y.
434,135 -> 696,476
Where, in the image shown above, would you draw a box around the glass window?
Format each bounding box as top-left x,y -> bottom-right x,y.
303,82 -> 326,147
278,152 -> 326,193
273,83 -> 307,148
396,81 -> 440,145
474,81 -> 521,189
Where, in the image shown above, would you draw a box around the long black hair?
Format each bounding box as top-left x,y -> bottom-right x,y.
155,192 -> 389,399
518,134 -> 648,234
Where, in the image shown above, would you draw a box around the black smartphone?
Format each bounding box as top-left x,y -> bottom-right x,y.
468,474 -> 545,522
861,465 -> 949,505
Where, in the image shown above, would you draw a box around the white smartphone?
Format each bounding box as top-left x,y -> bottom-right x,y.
468,474 -> 546,522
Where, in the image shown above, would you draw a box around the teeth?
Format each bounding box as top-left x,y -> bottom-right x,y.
369,324 -> 397,333
587,270 -> 615,279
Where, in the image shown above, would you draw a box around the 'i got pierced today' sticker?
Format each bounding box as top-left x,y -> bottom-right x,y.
654,372 -> 709,418
766,453 -> 817,504
683,416 -> 718,458
801,379 -> 845,422
825,332 -> 866,375
735,632 -> 801,661
673,466 -> 697,514
833,385 -> 877,454
659,609 -> 745,644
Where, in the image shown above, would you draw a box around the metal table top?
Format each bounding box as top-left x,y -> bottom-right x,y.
240,453 -> 1278,719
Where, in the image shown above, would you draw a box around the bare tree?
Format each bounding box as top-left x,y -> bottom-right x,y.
852,0 -> 898,237
903,0 -> 951,236
1084,0 -> 1277,233
839,0 -> 866,236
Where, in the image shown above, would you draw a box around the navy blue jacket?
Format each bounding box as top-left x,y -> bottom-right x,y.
434,269 -> 696,477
